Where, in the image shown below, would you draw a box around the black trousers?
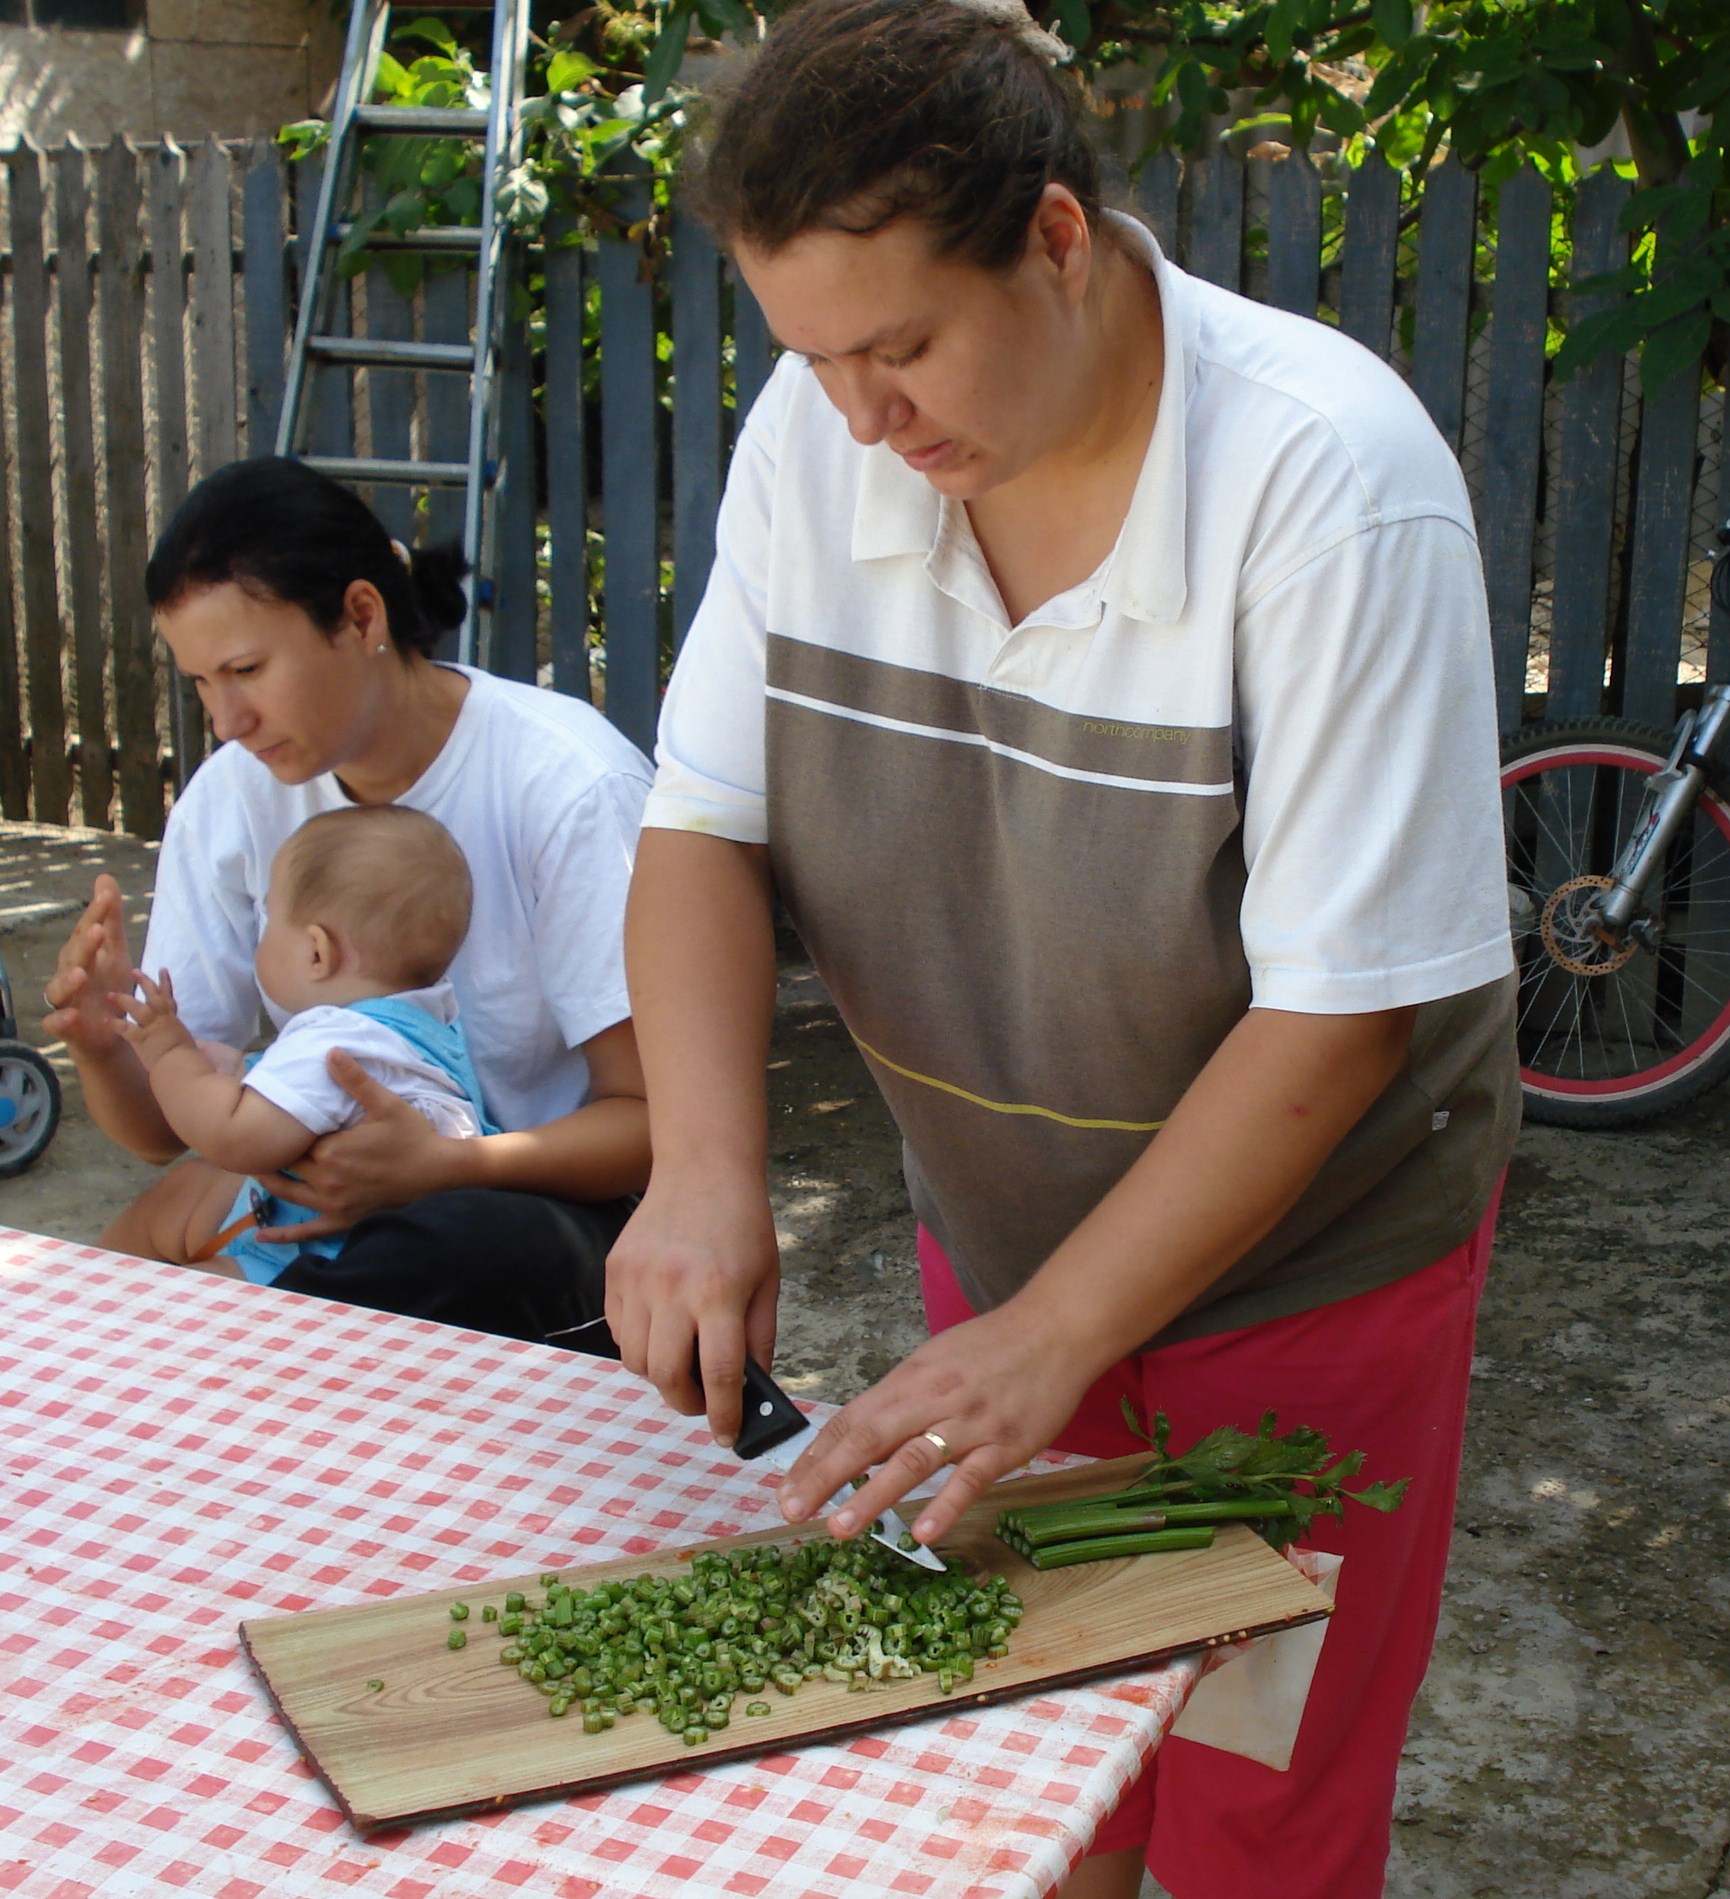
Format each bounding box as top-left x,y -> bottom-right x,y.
274,1189 -> 632,1355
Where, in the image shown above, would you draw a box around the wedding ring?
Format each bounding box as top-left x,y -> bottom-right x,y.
921,1429 -> 952,1464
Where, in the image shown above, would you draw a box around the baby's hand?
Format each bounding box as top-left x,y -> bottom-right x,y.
111,968 -> 196,1069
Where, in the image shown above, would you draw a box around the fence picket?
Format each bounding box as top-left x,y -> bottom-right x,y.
672,210 -> 722,655
1547,166 -> 1630,722
188,140 -> 239,478
294,155 -> 352,458
361,172 -> 417,540
0,317 -> 21,819
1338,149 -> 1400,360
0,142 -> 1722,828
1621,348 -> 1703,727
8,142 -> 71,824
491,243 -> 538,684
242,140 -> 288,455
1264,149 -> 1321,316
1135,148 -> 1180,256
597,169 -> 661,754
149,139 -> 204,782
1183,145 -> 1243,292
422,261 -> 470,561
54,142 -> 112,830
732,267 -> 773,426
1478,164 -> 1552,726
98,137 -> 162,838
543,220 -> 590,699
1410,156 -> 1477,450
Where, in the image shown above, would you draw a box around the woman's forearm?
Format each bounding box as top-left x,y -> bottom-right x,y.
1011,1003 -> 1420,1380
624,828 -> 779,1178
71,1041 -> 185,1164
453,1096 -> 652,1200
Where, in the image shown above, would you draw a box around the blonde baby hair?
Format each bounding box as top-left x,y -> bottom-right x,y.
275,806 -> 473,991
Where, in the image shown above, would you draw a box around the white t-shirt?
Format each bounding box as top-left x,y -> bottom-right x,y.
144,667 -> 653,1132
243,981 -> 483,1141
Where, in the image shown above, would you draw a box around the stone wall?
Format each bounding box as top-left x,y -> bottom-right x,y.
0,0 -> 344,142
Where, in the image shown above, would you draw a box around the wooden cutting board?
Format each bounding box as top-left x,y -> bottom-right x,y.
241,1453 -> 1329,1833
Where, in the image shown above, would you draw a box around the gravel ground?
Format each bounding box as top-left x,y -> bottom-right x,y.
4,817 -> 1727,1898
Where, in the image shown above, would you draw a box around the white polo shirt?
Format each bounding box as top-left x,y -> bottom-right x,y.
646,215 -> 1518,1342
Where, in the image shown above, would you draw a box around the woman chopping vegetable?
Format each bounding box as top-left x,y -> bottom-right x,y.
607,2 -> 1518,1893
47,457 -> 655,1340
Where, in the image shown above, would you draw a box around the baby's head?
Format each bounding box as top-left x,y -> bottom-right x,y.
256,807 -> 473,1013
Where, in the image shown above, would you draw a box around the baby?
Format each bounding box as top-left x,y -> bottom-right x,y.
112,805 -> 494,1283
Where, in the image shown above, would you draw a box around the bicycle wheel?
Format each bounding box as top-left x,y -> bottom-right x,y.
0,1038 -> 60,1177
1501,718 -> 1730,1128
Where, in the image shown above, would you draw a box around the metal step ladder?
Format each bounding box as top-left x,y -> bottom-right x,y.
276,0 -> 532,665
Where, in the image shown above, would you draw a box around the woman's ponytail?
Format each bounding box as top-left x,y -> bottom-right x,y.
407,541 -> 471,644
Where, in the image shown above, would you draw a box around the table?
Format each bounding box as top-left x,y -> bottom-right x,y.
0,1227 -> 1201,1899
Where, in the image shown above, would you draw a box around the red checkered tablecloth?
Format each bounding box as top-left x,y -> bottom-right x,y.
0,1227 -> 1201,1899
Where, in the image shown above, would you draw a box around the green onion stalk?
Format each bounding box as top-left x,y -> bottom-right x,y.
995,1407 -> 1409,1571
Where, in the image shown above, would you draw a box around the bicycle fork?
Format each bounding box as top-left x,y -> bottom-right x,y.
1590,683 -> 1730,948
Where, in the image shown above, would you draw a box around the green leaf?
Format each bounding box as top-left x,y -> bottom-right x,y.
1176,58 -> 1211,114
1371,0 -> 1413,51
1639,308 -> 1710,394
1344,1479 -> 1409,1513
642,0 -> 696,107
1263,0 -> 1302,67
394,14 -> 456,55
497,163 -> 551,233
374,51 -> 410,98
547,48 -> 599,94
276,118 -> 329,160
1552,299 -> 1648,381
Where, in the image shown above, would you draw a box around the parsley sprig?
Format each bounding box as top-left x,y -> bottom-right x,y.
994,1405 -> 1408,1570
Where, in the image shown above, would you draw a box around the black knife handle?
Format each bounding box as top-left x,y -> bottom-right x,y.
689,1346 -> 808,1460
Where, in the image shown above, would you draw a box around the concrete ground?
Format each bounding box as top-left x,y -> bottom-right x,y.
4,818 -> 1728,1898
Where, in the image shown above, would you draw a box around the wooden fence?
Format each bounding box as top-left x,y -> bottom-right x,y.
0,134 -> 1725,838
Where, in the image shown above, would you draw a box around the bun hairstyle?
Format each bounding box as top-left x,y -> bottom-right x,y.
144,457 -> 469,657
686,0 -> 1101,272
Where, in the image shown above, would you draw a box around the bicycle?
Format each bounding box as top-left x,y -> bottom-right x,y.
1501,521 -> 1730,1128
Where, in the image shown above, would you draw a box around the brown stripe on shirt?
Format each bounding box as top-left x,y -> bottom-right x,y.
767,635 -> 1235,788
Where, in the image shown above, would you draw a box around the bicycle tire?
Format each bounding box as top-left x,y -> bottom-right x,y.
1501,717 -> 1730,1129
0,1038 -> 60,1177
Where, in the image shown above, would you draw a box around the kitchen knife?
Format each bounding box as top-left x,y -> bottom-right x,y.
730,1354 -> 946,1572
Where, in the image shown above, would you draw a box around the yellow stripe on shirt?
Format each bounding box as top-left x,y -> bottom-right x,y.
853,1035 -> 1167,1134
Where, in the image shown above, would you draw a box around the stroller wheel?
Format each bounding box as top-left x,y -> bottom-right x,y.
0,1040 -> 61,1177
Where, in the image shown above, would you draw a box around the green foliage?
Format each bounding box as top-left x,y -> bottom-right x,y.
1070,0 -> 1727,389
282,0 -> 1728,387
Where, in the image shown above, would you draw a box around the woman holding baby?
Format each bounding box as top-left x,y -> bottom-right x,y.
46,456 -> 654,1340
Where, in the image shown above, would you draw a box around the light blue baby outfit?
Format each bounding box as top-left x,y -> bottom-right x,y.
222,993 -> 498,1285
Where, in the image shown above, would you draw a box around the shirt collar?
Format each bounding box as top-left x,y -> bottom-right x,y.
848,211 -> 1198,626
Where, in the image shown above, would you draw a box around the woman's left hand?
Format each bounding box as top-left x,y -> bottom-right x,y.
253,1050 -> 463,1241
775,1299 -> 1098,1549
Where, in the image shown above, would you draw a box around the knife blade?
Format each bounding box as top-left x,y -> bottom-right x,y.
731,1355 -> 945,1572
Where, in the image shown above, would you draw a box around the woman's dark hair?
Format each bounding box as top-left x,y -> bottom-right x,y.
685,0 -> 1101,272
144,457 -> 469,657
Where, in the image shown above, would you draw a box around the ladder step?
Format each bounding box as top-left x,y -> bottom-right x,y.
308,336 -> 473,370
332,220 -> 483,254
354,104 -> 491,136
304,456 -> 473,488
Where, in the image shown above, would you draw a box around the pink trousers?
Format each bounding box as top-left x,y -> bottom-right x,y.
917,1187 -> 1500,1899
